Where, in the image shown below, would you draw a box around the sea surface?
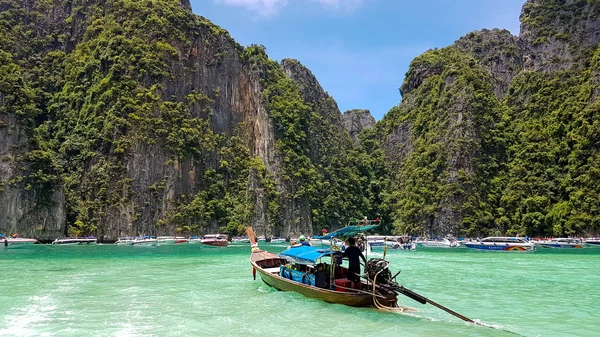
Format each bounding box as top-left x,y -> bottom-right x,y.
1,243 -> 598,337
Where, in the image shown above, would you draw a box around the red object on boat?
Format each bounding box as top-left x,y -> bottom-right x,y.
334,278 -> 352,292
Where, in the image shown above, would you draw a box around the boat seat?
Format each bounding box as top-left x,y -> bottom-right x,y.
263,267 -> 281,274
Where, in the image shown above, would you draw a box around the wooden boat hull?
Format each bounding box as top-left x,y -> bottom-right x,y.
250,250 -> 400,308
253,262 -> 376,307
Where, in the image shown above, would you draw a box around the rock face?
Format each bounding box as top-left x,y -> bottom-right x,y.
281,58 -> 354,153
379,48 -> 503,236
0,0 -> 279,239
0,0 -> 365,240
3,0 -> 599,240
342,109 -> 375,144
278,58 -> 365,235
453,29 -> 523,98
519,0 -> 600,71
375,0 -> 600,237
180,0 -> 192,11
0,113 -> 65,239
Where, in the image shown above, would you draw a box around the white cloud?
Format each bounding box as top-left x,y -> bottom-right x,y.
215,0 -> 287,17
214,0 -> 363,17
312,0 -> 363,10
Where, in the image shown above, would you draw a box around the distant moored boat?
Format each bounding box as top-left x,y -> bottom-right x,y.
115,236 -> 157,246
585,238 -> 600,246
156,236 -> 188,245
131,237 -> 158,246
199,234 -> 228,247
115,237 -> 136,245
462,237 -> 535,251
52,237 -> 98,245
1,234 -> 37,248
231,237 -> 251,244
419,238 -> 461,248
536,238 -> 585,249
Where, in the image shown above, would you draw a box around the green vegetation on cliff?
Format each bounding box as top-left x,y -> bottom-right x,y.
369,3 -> 600,236
2,0 -> 599,239
0,0 -> 379,238
243,46 -> 383,230
369,48 -> 505,236
501,51 -> 600,236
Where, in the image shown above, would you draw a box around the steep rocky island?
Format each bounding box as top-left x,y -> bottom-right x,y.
0,0 -> 598,240
371,0 -> 600,237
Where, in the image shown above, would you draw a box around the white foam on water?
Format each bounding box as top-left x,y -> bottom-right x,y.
0,295 -> 55,337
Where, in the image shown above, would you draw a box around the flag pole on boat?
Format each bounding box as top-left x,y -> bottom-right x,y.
246,227 -> 258,280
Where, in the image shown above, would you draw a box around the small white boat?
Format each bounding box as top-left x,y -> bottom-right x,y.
188,236 -> 202,244
115,236 -> 157,246
269,237 -> 286,244
231,237 -> 251,244
317,238 -> 345,250
115,237 -> 136,245
462,237 -> 535,251
379,240 -> 416,250
367,236 -> 416,250
1,235 -> 37,248
536,238 -> 585,249
419,238 -> 460,248
156,236 -> 188,245
52,237 -> 98,245
585,238 -> 600,246
131,237 -> 157,246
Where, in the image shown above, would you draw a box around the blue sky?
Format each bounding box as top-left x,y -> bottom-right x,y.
189,0 -> 526,120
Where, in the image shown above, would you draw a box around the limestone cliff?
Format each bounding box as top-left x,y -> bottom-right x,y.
0,0 -> 370,240
0,0 -> 279,239
277,58 -> 371,233
341,109 -> 375,145
520,0 -> 600,71
453,29 -> 523,98
375,0 -> 600,237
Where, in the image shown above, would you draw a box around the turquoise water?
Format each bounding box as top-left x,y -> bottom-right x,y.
1,244 -> 598,337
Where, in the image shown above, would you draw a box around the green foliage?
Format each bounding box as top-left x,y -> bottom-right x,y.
68,219 -> 98,237
249,47 -> 380,231
502,50 -> 600,236
373,48 -> 506,236
0,0 -> 258,237
521,0 -> 600,52
4,0 -> 599,240
375,41 -> 600,237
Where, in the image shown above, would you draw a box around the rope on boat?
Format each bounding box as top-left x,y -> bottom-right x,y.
371,266 -> 409,313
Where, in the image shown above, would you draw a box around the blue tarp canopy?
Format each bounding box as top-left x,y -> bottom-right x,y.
279,245 -> 334,265
314,225 -> 378,240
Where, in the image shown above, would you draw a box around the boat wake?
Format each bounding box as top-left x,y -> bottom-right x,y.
390,310 -> 526,336
473,320 -> 527,337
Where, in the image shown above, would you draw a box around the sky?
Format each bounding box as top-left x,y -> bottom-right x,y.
189,0 -> 526,120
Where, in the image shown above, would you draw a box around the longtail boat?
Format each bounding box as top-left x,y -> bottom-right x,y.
247,223 -> 479,324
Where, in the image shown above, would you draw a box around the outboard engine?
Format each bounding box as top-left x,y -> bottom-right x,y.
365,258 -> 392,283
